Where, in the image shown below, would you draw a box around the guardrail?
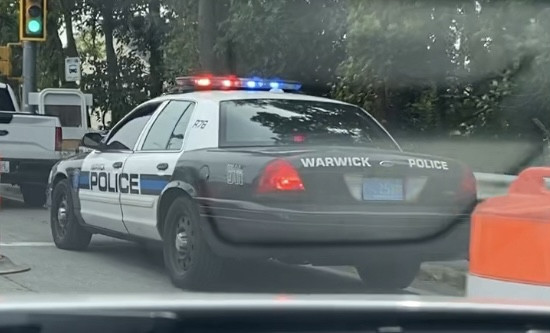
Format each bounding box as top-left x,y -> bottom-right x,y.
475,172 -> 517,200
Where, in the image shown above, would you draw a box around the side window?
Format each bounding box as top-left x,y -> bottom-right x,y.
167,104 -> 195,150
141,101 -> 194,151
105,102 -> 160,150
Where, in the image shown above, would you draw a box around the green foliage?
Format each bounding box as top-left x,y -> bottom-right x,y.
332,0 -> 550,139
3,0 -> 550,141
163,0 -> 200,83
220,0 -> 347,93
0,0 -> 18,45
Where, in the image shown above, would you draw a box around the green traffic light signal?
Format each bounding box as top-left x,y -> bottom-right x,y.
19,0 -> 47,41
27,19 -> 42,34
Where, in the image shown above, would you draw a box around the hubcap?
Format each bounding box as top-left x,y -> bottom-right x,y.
175,230 -> 188,252
56,196 -> 68,236
174,215 -> 192,271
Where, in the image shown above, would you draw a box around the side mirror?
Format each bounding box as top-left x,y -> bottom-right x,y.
80,132 -> 105,151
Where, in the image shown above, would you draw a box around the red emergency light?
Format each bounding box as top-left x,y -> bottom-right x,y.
174,75 -> 301,92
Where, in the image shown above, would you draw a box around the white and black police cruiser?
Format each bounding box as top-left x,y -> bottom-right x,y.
47,76 -> 476,290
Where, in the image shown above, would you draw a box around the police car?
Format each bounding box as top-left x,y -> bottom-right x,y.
47,76 -> 476,290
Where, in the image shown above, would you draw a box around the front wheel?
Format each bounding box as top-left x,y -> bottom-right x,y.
50,179 -> 92,250
356,259 -> 420,290
163,196 -> 225,290
20,184 -> 46,207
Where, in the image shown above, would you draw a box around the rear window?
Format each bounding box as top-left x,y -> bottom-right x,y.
44,105 -> 82,127
219,99 -> 398,150
0,88 -> 15,112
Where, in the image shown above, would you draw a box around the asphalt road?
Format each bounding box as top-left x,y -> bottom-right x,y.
0,185 -> 464,296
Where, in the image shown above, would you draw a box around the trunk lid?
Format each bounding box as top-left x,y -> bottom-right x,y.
245,146 -> 472,209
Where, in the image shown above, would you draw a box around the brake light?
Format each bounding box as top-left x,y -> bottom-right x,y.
257,160 -> 305,193
55,127 -> 62,152
462,169 -> 476,194
459,166 -> 477,199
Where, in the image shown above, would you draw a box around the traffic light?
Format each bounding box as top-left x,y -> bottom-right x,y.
19,0 -> 47,42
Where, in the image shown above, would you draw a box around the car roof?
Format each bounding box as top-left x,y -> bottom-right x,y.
151,90 -> 352,105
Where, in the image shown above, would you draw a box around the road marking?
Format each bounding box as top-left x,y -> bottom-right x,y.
406,286 -> 438,295
0,242 -> 55,247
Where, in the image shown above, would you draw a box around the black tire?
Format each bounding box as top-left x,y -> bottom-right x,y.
356,259 -> 420,290
50,179 -> 92,250
20,184 -> 46,207
163,196 -> 225,290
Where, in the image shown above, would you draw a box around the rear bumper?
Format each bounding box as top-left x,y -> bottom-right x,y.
0,158 -> 58,186
198,199 -> 470,265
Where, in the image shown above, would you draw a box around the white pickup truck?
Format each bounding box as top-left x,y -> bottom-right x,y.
0,82 -> 62,206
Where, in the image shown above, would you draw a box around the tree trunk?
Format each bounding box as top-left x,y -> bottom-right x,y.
198,0 -> 233,74
100,1 -> 121,122
45,6 -> 64,87
60,0 -> 78,88
61,0 -> 78,58
215,0 -> 232,74
101,2 -> 119,91
198,0 -> 217,73
148,0 -> 163,97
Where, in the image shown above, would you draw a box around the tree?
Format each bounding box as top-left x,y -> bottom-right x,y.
220,0 -> 347,94
332,0 -> 547,139
0,0 -> 18,45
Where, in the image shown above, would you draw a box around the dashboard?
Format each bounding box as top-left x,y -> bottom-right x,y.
0,296 -> 548,333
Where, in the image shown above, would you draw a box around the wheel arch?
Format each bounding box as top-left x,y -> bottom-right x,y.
157,181 -> 197,237
52,172 -> 68,188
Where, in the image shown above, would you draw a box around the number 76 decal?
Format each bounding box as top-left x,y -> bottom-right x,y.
192,120 -> 208,129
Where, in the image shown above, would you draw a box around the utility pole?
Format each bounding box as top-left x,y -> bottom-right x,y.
21,42 -> 37,112
19,0 -> 47,113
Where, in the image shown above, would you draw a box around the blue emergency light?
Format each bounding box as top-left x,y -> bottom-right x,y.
174,75 -> 302,92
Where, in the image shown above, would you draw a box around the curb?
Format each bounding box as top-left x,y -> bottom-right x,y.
417,261 -> 468,290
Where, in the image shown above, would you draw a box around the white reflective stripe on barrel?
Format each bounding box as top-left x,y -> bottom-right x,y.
467,274 -> 550,301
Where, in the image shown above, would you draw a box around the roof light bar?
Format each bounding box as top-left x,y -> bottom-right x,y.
174,76 -> 301,92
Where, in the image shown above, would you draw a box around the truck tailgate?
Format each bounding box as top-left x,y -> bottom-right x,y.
0,112 -> 61,160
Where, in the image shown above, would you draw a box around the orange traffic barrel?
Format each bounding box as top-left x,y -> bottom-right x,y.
468,167 -> 550,300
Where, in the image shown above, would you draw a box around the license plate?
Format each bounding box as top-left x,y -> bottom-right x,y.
362,178 -> 404,201
0,161 -> 9,173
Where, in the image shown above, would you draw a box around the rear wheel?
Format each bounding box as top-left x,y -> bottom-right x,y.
20,184 -> 46,207
163,196 -> 225,290
50,179 -> 92,250
356,259 -> 420,290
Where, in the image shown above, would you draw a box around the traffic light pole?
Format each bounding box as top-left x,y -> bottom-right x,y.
21,41 -> 37,113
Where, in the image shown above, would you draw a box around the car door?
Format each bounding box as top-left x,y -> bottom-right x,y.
79,102 -> 163,232
120,100 -> 195,239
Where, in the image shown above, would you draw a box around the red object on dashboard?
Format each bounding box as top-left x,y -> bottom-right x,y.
292,134 -> 306,143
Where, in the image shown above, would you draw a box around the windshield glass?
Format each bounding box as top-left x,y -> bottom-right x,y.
1,0 -> 549,305
220,99 -> 398,149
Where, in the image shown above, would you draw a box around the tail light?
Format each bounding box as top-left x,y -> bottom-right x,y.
55,127 -> 62,152
257,160 -> 305,193
458,166 -> 477,202
462,168 -> 477,194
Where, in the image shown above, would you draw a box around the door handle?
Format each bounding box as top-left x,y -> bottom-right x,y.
157,163 -> 168,171
112,162 -> 123,169
0,130 -> 8,136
